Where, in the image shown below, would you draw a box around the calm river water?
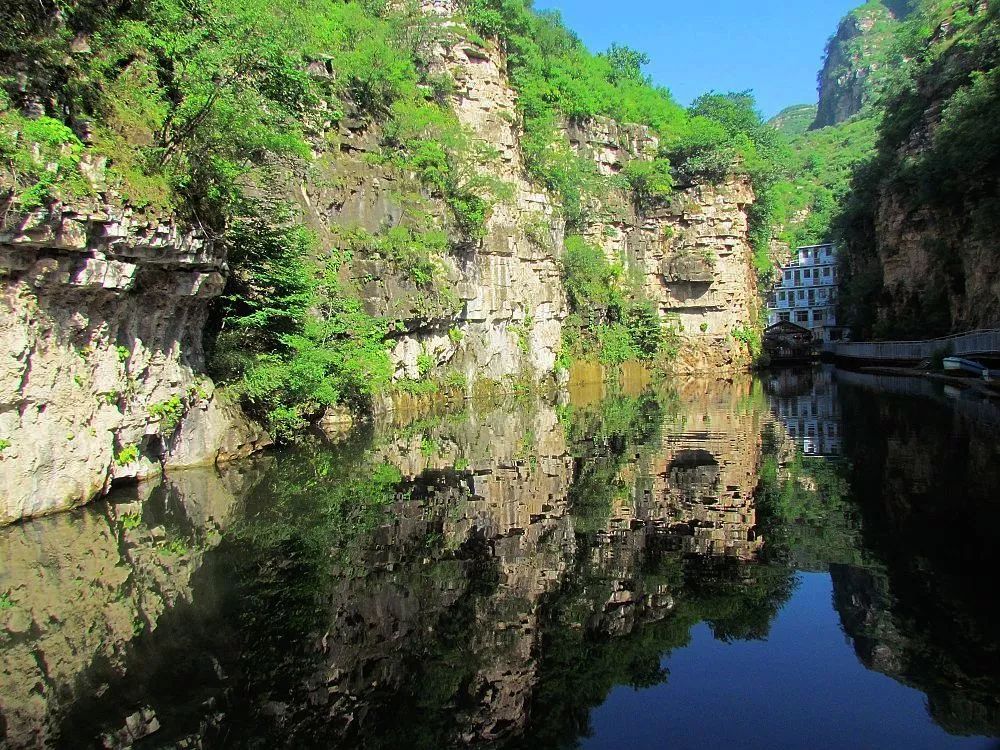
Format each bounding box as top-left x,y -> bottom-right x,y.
2,368 -> 1000,749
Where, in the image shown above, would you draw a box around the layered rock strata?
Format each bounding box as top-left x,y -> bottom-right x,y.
0,204 -> 269,523
568,119 -> 759,372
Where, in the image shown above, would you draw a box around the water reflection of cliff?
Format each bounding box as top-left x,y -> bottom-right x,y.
0,466 -> 261,748
8,371 -> 996,747
831,377 -> 1000,738
0,379 -> 788,749
761,370 -> 1000,739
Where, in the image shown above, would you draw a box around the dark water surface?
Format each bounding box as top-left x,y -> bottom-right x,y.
2,368 -> 1000,749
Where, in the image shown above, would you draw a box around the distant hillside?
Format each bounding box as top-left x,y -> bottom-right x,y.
812,0 -> 909,129
769,105 -> 818,137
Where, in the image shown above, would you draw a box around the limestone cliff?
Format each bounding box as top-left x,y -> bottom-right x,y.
568,119 -> 759,372
0,0 -> 762,524
0,203 -> 269,524
290,9 -> 566,386
812,1 -> 907,129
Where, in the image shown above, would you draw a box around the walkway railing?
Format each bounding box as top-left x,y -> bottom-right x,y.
825,329 -> 1000,361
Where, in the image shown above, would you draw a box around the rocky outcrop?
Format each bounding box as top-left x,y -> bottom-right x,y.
289,1 -> 566,387
0,204 -> 270,524
813,1 -> 904,129
568,119 -> 759,372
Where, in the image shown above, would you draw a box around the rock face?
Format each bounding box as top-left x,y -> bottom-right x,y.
292,0 -> 566,387
812,1 -> 904,129
0,204 -> 270,524
0,0 -> 760,524
838,2 -> 1000,338
568,119 -> 759,372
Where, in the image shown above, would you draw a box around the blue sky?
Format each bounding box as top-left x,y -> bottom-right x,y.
532,0 -> 862,118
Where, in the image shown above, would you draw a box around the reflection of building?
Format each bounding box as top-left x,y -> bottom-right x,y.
767,244 -> 849,343
764,368 -> 842,457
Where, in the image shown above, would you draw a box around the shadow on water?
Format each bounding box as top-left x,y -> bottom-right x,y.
1,373 -> 999,748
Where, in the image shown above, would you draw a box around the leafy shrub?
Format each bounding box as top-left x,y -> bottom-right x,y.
560,235 -> 665,366
622,158 -> 674,205
148,395 -> 185,434
115,444 -> 140,466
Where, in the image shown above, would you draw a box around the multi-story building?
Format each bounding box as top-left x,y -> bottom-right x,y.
766,243 -> 849,342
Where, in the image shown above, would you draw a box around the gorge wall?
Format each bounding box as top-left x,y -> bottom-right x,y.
0,0 -> 761,524
0,204 -> 269,524
837,0 -> 1000,337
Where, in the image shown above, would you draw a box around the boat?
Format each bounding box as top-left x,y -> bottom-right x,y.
943,357 -> 988,377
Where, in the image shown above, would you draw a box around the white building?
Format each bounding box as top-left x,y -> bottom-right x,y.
766,243 -> 849,343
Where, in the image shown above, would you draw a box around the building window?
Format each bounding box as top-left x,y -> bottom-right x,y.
825,247 -> 833,258
778,291 -> 786,301
813,310 -> 825,322
797,290 -> 805,300
804,269 -> 811,278
796,311 -> 809,323
779,312 -> 790,323
785,270 -> 792,281
824,267 -> 831,277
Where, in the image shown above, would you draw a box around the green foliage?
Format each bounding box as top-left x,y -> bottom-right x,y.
560,235 -> 667,366
771,114 -> 879,250
148,395 -> 185,434
417,350 -> 435,379
0,438 -> 10,453
342,225 -> 448,286
768,104 -> 819,137
115,444 -> 140,465
121,512 -> 142,530
116,346 -> 131,363
383,98 -> 508,240
0,105 -> 90,208
731,324 -> 762,359
157,538 -> 189,557
210,207 -> 394,440
621,158 -> 674,205
0,592 -> 13,610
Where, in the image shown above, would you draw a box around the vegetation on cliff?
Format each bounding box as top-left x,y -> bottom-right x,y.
1,0 -> 779,439
460,0 -> 787,269
837,0 -> 1000,336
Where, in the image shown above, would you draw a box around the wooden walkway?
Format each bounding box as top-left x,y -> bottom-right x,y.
825,329 -> 1000,362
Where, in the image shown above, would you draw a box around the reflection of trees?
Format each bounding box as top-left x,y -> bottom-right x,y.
763,379 -> 1000,739
561,389 -> 671,532
512,538 -> 795,750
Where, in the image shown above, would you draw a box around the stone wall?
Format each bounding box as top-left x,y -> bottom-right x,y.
0,204 -> 269,524
568,119 -> 759,372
